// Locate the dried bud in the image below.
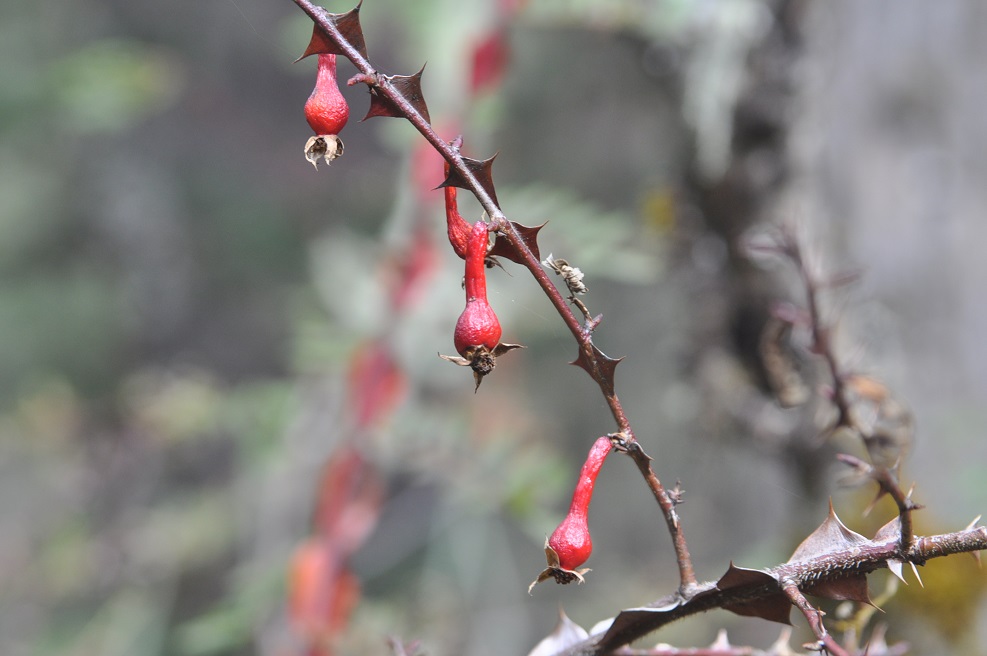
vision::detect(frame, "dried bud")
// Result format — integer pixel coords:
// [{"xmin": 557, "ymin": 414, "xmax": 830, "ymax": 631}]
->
[{"xmin": 543, "ymin": 253, "xmax": 588, "ymax": 295}]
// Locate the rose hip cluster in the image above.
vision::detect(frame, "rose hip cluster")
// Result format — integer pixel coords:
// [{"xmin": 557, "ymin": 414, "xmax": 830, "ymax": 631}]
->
[{"xmin": 438, "ymin": 168, "xmax": 522, "ymax": 390}]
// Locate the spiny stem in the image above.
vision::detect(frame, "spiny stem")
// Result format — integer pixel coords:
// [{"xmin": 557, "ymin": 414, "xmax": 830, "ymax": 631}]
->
[
  {"xmin": 782, "ymin": 228, "xmax": 917, "ymax": 551},
  {"xmin": 565, "ymin": 525, "xmax": 987, "ymax": 655},
  {"xmin": 780, "ymin": 582, "xmax": 848, "ymax": 656},
  {"xmin": 836, "ymin": 454, "xmax": 917, "ymax": 553},
  {"xmin": 780, "ymin": 227, "xmax": 852, "ymax": 429},
  {"xmin": 288, "ymin": 0, "xmax": 698, "ymax": 588},
  {"xmin": 615, "ymin": 436, "xmax": 697, "ymax": 591}
]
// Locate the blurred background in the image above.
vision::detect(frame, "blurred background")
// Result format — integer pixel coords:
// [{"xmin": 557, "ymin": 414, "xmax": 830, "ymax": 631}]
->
[{"xmin": 2, "ymin": 0, "xmax": 986, "ymax": 655}]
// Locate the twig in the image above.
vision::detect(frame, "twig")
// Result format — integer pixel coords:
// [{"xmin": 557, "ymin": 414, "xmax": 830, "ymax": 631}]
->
[
  {"xmin": 777, "ymin": 226, "xmax": 853, "ymax": 429},
  {"xmin": 776, "ymin": 228, "xmax": 919, "ymax": 553},
  {"xmin": 835, "ymin": 454, "xmax": 918, "ymax": 552},
  {"xmin": 612, "ymin": 434, "xmax": 697, "ymax": 593},
  {"xmin": 780, "ymin": 582, "xmax": 847, "ymax": 656}
]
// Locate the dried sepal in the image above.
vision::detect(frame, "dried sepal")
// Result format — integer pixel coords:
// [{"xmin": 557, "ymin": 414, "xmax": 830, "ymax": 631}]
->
[
  {"xmin": 489, "ymin": 220, "xmax": 546, "ymax": 265},
  {"xmin": 528, "ymin": 540, "xmax": 591, "ymax": 594},
  {"xmin": 363, "ymin": 66, "xmax": 431, "ymax": 123},
  {"xmin": 438, "ymin": 342, "xmax": 524, "ymax": 392},
  {"xmin": 295, "ymin": 2, "xmax": 368, "ymax": 62},
  {"xmin": 439, "ymin": 153, "xmax": 500, "ymax": 206},
  {"xmin": 304, "ymin": 134, "xmax": 344, "ymax": 169},
  {"xmin": 493, "ymin": 342, "xmax": 524, "ymax": 357}
]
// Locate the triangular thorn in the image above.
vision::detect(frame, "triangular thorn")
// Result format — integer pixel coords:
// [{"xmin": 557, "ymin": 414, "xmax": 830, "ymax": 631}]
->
[
  {"xmin": 571, "ymin": 345, "xmax": 623, "ymax": 396},
  {"xmin": 873, "ymin": 516, "xmax": 900, "ymax": 543},
  {"xmin": 295, "ymin": 2, "xmax": 368, "ymax": 62},
  {"xmin": 363, "ymin": 66, "xmax": 431, "ymax": 123},
  {"xmin": 965, "ymin": 514, "xmax": 982, "ymax": 531},
  {"xmin": 789, "ymin": 499, "xmax": 869, "ymax": 563},
  {"xmin": 439, "ymin": 153, "xmax": 500, "ymax": 206},
  {"xmin": 716, "ymin": 563, "xmax": 792, "ymax": 625},
  {"xmin": 489, "ymin": 221, "xmax": 546, "ymax": 265}
]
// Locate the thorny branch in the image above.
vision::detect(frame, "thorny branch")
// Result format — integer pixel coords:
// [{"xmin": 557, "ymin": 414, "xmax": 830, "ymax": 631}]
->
[
  {"xmin": 780, "ymin": 582, "xmax": 846, "ymax": 656},
  {"xmin": 773, "ymin": 227, "xmax": 919, "ymax": 553},
  {"xmin": 289, "ymin": 0, "xmax": 698, "ymax": 592},
  {"xmin": 560, "ymin": 524, "xmax": 987, "ymax": 655}
]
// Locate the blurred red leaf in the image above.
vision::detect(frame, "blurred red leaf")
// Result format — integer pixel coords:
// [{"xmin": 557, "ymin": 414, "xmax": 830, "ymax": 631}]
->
[
  {"xmin": 289, "ymin": 539, "xmax": 361, "ymax": 640},
  {"xmin": 470, "ymin": 28, "xmax": 509, "ymax": 96},
  {"xmin": 411, "ymin": 125, "xmax": 459, "ymax": 202},
  {"xmin": 346, "ymin": 341, "xmax": 407, "ymax": 429},
  {"xmin": 312, "ymin": 445, "xmax": 385, "ymax": 552},
  {"xmin": 388, "ymin": 221, "xmax": 437, "ymax": 314}
]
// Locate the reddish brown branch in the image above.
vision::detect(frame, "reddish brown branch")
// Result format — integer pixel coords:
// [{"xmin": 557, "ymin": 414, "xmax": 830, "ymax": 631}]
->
[
  {"xmin": 835, "ymin": 454, "xmax": 918, "ymax": 552},
  {"xmin": 561, "ymin": 525, "xmax": 987, "ymax": 655},
  {"xmin": 288, "ymin": 0, "xmax": 697, "ymax": 592},
  {"xmin": 776, "ymin": 228, "xmax": 918, "ymax": 552},
  {"xmin": 614, "ymin": 435, "xmax": 697, "ymax": 592},
  {"xmin": 780, "ymin": 582, "xmax": 847, "ymax": 656},
  {"xmin": 775, "ymin": 227, "xmax": 853, "ymax": 429}
]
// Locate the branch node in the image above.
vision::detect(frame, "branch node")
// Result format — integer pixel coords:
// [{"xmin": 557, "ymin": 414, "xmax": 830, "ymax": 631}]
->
[{"xmin": 347, "ymin": 72, "xmax": 377, "ymax": 87}]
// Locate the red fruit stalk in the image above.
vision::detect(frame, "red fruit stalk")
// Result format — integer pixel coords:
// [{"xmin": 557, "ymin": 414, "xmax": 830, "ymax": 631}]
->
[
  {"xmin": 454, "ymin": 221, "xmax": 500, "ymax": 355},
  {"xmin": 549, "ymin": 436, "xmax": 612, "ymax": 570},
  {"xmin": 304, "ymin": 53, "xmax": 350, "ymax": 168},
  {"xmin": 443, "ymin": 161, "xmax": 471, "ymax": 260}
]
